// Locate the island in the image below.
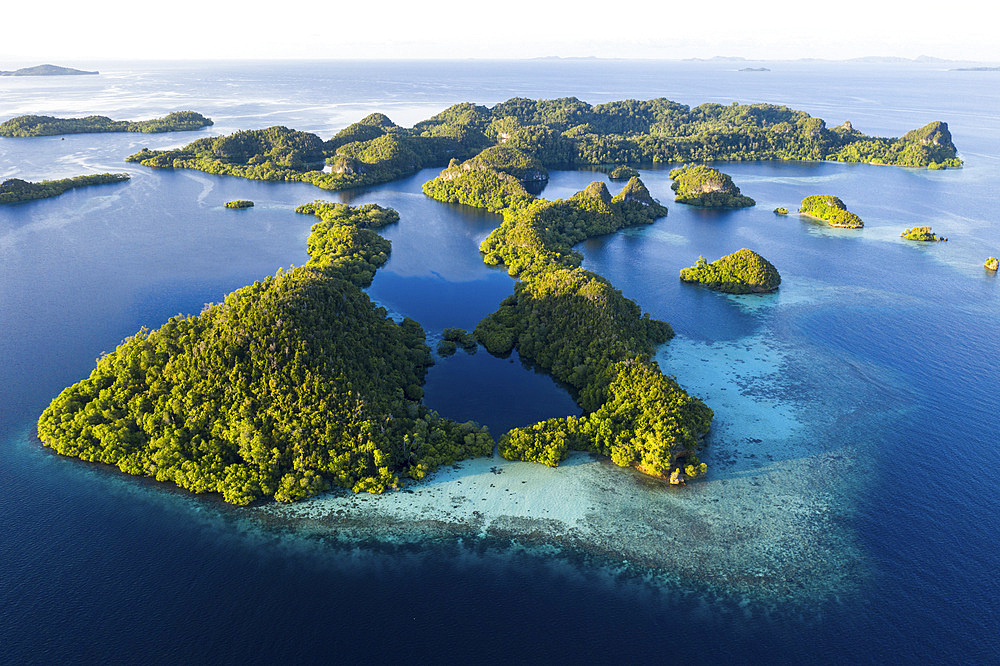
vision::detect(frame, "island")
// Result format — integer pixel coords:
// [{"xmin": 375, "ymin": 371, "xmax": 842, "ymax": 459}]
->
[
  {"xmin": 225, "ymin": 200, "xmax": 254, "ymax": 209},
  {"xmin": 799, "ymin": 195, "xmax": 865, "ymax": 228},
  {"xmin": 669, "ymin": 165, "xmax": 755, "ymax": 207},
  {"xmin": 124, "ymin": 97, "xmax": 962, "ymax": 195},
  {"xmin": 774, "ymin": 207, "xmax": 789, "ymax": 215},
  {"xmin": 440, "ymin": 328, "xmax": 478, "ymax": 356},
  {"xmin": 608, "ymin": 165, "xmax": 639, "ymax": 180},
  {"xmin": 901, "ymin": 226, "xmax": 947, "ymax": 241},
  {"xmin": 37, "ymin": 201, "xmax": 493, "ymax": 504},
  {"xmin": 0, "ymin": 64, "xmax": 97, "ymax": 76},
  {"xmin": 0, "ymin": 173, "xmax": 130, "ymax": 204},
  {"xmin": 739, "ymin": 67, "xmax": 771, "ymax": 72},
  {"xmin": 0, "ymin": 112, "xmax": 213, "ymax": 137},
  {"xmin": 951, "ymin": 67, "xmax": 1000, "ymax": 72},
  {"xmin": 679, "ymin": 248, "xmax": 782, "ymax": 294},
  {"xmin": 986, "ymin": 257, "xmax": 999, "ymax": 271}
]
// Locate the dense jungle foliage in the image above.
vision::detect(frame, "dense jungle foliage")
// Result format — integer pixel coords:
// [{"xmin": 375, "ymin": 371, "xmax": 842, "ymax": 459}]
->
[
  {"xmin": 679, "ymin": 248, "xmax": 782, "ymax": 294},
  {"xmin": 37, "ymin": 202, "xmax": 493, "ymax": 505},
  {"xmin": 124, "ymin": 98, "xmax": 960, "ymax": 193},
  {"xmin": 799, "ymin": 195, "xmax": 865, "ymax": 228},
  {"xmin": 0, "ymin": 172, "xmax": 130, "ymax": 204},
  {"xmin": 424, "ymin": 149, "xmax": 712, "ymax": 480},
  {"xmin": 225, "ymin": 200, "xmax": 254, "ymax": 209},
  {"xmin": 669, "ymin": 164, "xmax": 756, "ymax": 207},
  {"xmin": 0, "ymin": 111, "xmax": 212, "ymax": 137}
]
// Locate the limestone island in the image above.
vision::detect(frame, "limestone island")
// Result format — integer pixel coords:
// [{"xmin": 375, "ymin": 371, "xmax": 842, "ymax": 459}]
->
[
  {"xmin": 799, "ymin": 195, "xmax": 864, "ymax": 228},
  {"xmin": 669, "ymin": 165, "xmax": 755, "ymax": 208},
  {"xmin": 0, "ymin": 111, "xmax": 213, "ymax": 137},
  {"xmin": 901, "ymin": 226, "xmax": 946, "ymax": 241},
  {"xmin": 0, "ymin": 64, "xmax": 98, "ymax": 77},
  {"xmin": 608, "ymin": 165, "xmax": 639, "ymax": 180},
  {"xmin": 680, "ymin": 248, "xmax": 781, "ymax": 294},
  {"xmin": 774, "ymin": 207, "xmax": 789, "ymax": 215},
  {"xmin": 124, "ymin": 97, "xmax": 962, "ymax": 196},
  {"xmin": 0, "ymin": 173, "xmax": 129, "ymax": 204},
  {"xmin": 986, "ymin": 257, "xmax": 999, "ymax": 271},
  {"xmin": 225, "ymin": 200, "xmax": 254, "ymax": 209}
]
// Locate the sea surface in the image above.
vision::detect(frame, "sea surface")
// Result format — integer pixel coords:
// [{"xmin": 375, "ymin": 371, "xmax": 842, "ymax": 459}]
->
[{"xmin": 1, "ymin": 60, "xmax": 998, "ymax": 663}]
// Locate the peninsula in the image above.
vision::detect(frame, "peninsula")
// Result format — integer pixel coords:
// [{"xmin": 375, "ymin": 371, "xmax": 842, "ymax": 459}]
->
[
  {"xmin": 0, "ymin": 112, "xmax": 213, "ymax": 137},
  {"xmin": 0, "ymin": 173, "xmax": 130, "ymax": 204},
  {"xmin": 669, "ymin": 164, "xmax": 755, "ymax": 207},
  {"xmin": 799, "ymin": 195, "xmax": 865, "ymax": 228},
  {"xmin": 680, "ymin": 249, "xmax": 781, "ymax": 294},
  {"xmin": 0, "ymin": 64, "xmax": 97, "ymax": 76}
]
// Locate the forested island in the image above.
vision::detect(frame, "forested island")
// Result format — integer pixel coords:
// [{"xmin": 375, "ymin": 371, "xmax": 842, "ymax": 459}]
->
[
  {"xmin": 986, "ymin": 257, "xmax": 999, "ymax": 271},
  {"xmin": 125, "ymin": 97, "xmax": 961, "ymax": 194},
  {"xmin": 37, "ymin": 201, "xmax": 492, "ymax": 504},
  {"xmin": 225, "ymin": 200, "xmax": 254, "ymax": 209},
  {"xmin": 679, "ymin": 249, "xmax": 781, "ymax": 294},
  {"xmin": 901, "ymin": 226, "xmax": 946, "ymax": 241},
  {"xmin": 799, "ymin": 195, "xmax": 865, "ymax": 228},
  {"xmin": 0, "ymin": 64, "xmax": 97, "ymax": 76},
  {"xmin": 0, "ymin": 112, "xmax": 213, "ymax": 137},
  {"xmin": 0, "ymin": 173, "xmax": 129, "ymax": 204},
  {"xmin": 669, "ymin": 165, "xmax": 755, "ymax": 207}
]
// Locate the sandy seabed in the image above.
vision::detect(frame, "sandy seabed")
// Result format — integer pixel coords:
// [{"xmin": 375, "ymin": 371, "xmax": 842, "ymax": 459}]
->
[{"xmin": 254, "ymin": 331, "xmax": 869, "ymax": 609}]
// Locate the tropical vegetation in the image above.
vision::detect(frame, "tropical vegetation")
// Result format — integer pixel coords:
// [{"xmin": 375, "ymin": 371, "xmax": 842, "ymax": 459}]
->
[
  {"xmin": 799, "ymin": 195, "xmax": 865, "ymax": 228},
  {"xmin": 0, "ymin": 112, "xmax": 212, "ymax": 137},
  {"xmin": 37, "ymin": 202, "xmax": 493, "ymax": 505},
  {"xmin": 0, "ymin": 173, "xmax": 129, "ymax": 204},
  {"xmin": 679, "ymin": 249, "xmax": 781, "ymax": 294},
  {"xmin": 669, "ymin": 164, "xmax": 755, "ymax": 207},
  {"xmin": 901, "ymin": 226, "xmax": 946, "ymax": 241}
]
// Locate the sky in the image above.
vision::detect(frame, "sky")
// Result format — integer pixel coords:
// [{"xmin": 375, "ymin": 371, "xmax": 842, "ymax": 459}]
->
[{"xmin": 2, "ymin": 0, "xmax": 999, "ymax": 62}]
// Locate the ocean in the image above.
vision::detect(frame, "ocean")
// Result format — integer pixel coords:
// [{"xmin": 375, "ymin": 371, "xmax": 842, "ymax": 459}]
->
[{"xmin": 1, "ymin": 59, "xmax": 998, "ymax": 663}]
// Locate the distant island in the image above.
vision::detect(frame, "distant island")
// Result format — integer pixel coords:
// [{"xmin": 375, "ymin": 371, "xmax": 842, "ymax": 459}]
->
[
  {"xmin": 225, "ymin": 200, "xmax": 254, "ymax": 209},
  {"xmin": 125, "ymin": 97, "xmax": 962, "ymax": 195},
  {"xmin": 669, "ymin": 165, "xmax": 755, "ymax": 207},
  {"xmin": 680, "ymin": 248, "xmax": 781, "ymax": 294},
  {"xmin": 950, "ymin": 67, "xmax": 1000, "ymax": 72},
  {"xmin": 901, "ymin": 226, "xmax": 947, "ymax": 241},
  {"xmin": 0, "ymin": 64, "xmax": 97, "ymax": 77},
  {"xmin": 739, "ymin": 67, "xmax": 770, "ymax": 72},
  {"xmin": 0, "ymin": 173, "xmax": 129, "ymax": 204},
  {"xmin": 799, "ymin": 195, "xmax": 865, "ymax": 228},
  {"xmin": 0, "ymin": 111, "xmax": 213, "ymax": 137}
]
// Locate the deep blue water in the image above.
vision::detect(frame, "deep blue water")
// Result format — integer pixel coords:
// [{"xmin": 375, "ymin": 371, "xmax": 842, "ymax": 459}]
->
[{"xmin": 1, "ymin": 60, "xmax": 998, "ymax": 663}]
